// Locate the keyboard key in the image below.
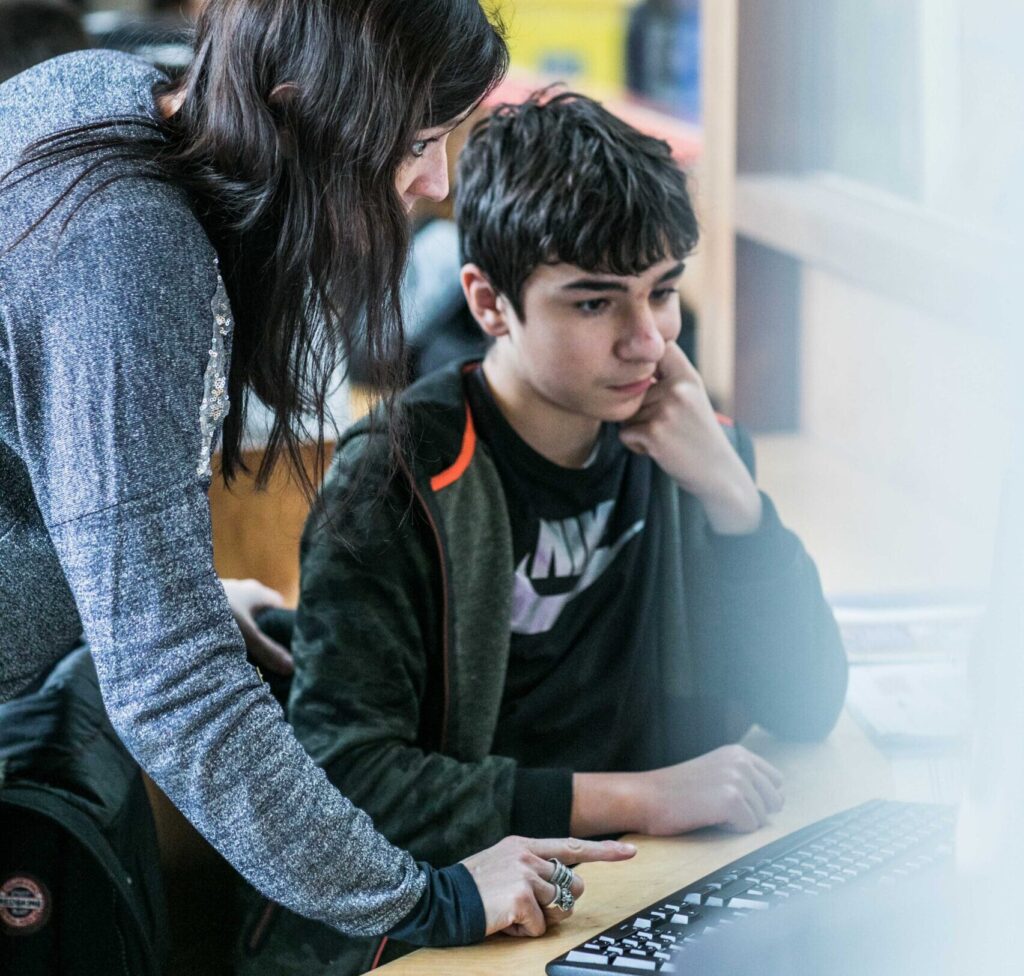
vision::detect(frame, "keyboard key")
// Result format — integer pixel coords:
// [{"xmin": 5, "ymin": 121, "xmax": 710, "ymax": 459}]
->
[
  {"xmin": 612, "ymin": 956, "xmax": 656, "ymax": 970},
  {"xmin": 728, "ymin": 896, "xmax": 770, "ymax": 910},
  {"xmin": 683, "ymin": 883, "xmax": 722, "ymax": 905},
  {"xmin": 670, "ymin": 909, "xmax": 701, "ymax": 925},
  {"xmin": 706, "ymin": 876, "xmax": 759, "ymax": 907},
  {"xmin": 566, "ymin": 950, "xmax": 609, "ymax": 966}
]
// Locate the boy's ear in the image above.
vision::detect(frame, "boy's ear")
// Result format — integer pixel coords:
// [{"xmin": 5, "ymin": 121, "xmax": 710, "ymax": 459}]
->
[{"xmin": 461, "ymin": 264, "xmax": 512, "ymax": 338}]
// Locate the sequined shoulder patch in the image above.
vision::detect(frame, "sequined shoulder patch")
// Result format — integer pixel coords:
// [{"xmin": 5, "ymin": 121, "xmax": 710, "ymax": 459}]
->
[{"xmin": 196, "ymin": 270, "xmax": 234, "ymax": 479}]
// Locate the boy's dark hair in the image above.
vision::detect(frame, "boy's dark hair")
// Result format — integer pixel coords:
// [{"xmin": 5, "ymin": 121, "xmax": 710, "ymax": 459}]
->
[{"xmin": 455, "ymin": 89, "xmax": 699, "ymax": 318}]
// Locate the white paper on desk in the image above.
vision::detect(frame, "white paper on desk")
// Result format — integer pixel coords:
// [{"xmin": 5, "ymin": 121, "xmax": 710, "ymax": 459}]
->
[
  {"xmin": 846, "ymin": 661, "xmax": 969, "ymax": 750},
  {"xmin": 833, "ymin": 601, "xmax": 982, "ymax": 665}
]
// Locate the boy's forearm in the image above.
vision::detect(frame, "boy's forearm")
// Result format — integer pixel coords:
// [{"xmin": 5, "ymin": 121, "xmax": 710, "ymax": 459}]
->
[
  {"xmin": 696, "ymin": 474, "xmax": 763, "ymax": 535},
  {"xmin": 570, "ymin": 771, "xmax": 648, "ymax": 836}
]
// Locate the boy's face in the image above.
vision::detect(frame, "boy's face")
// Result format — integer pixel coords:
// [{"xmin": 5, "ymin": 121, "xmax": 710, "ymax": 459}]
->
[{"xmin": 481, "ymin": 256, "xmax": 685, "ymax": 425}]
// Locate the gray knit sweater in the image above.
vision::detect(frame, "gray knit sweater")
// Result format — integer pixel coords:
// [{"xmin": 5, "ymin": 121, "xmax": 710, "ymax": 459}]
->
[{"xmin": 0, "ymin": 51, "xmax": 426, "ymax": 935}]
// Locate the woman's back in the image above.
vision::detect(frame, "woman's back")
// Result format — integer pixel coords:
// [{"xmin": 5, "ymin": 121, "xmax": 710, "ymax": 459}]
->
[
  {"xmin": 0, "ymin": 47, "xmax": 434, "ymax": 936},
  {"xmin": 0, "ymin": 50, "xmax": 220, "ymax": 703}
]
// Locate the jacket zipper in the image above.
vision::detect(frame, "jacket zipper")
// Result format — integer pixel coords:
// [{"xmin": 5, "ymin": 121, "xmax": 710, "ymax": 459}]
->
[
  {"xmin": 370, "ymin": 483, "xmax": 450, "ymax": 971},
  {"xmin": 409, "ymin": 480, "xmax": 452, "ymax": 752}
]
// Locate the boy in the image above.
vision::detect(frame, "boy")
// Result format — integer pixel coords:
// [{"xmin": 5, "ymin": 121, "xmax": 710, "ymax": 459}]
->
[{"xmin": 250, "ymin": 91, "xmax": 847, "ymax": 974}]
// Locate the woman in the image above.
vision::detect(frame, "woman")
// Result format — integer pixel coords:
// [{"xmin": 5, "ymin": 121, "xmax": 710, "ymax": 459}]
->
[{"xmin": 0, "ymin": 0, "xmax": 632, "ymax": 947}]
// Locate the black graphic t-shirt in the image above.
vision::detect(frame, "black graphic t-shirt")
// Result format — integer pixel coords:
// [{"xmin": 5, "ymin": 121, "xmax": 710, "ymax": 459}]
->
[{"xmin": 465, "ymin": 367, "xmax": 668, "ymax": 776}]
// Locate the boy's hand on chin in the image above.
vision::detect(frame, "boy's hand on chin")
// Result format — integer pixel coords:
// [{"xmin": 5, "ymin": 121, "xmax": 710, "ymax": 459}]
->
[{"xmin": 619, "ymin": 343, "xmax": 762, "ymax": 535}]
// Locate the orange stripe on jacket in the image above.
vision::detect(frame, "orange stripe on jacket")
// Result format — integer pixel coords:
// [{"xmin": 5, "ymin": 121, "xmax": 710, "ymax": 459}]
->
[
  {"xmin": 430, "ymin": 406, "xmax": 477, "ymax": 491},
  {"xmin": 370, "ymin": 936, "xmax": 388, "ymax": 970}
]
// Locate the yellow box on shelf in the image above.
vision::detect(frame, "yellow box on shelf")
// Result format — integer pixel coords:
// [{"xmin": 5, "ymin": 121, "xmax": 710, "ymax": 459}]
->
[{"xmin": 504, "ymin": 0, "xmax": 641, "ymax": 95}]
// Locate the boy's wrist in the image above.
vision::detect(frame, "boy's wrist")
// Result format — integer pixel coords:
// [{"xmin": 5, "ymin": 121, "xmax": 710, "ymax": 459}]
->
[
  {"xmin": 571, "ymin": 771, "xmax": 648, "ymax": 835},
  {"xmin": 687, "ymin": 462, "xmax": 762, "ymax": 535},
  {"xmin": 699, "ymin": 479, "xmax": 763, "ymax": 535}
]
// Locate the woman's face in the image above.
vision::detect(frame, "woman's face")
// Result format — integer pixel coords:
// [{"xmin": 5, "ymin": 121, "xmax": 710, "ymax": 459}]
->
[
  {"xmin": 394, "ymin": 129, "xmax": 451, "ymax": 210},
  {"xmin": 394, "ymin": 112, "xmax": 474, "ymax": 211}
]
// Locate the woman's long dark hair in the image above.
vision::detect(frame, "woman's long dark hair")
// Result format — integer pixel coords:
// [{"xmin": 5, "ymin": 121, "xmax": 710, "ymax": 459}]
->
[{"xmin": 2, "ymin": 0, "xmax": 508, "ymax": 495}]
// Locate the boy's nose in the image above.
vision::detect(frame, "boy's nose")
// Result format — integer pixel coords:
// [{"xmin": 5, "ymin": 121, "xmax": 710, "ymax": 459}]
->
[{"xmin": 620, "ymin": 308, "xmax": 666, "ymax": 360}]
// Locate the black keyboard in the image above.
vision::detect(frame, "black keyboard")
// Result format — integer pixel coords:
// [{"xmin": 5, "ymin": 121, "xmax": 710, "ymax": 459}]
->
[{"xmin": 546, "ymin": 799, "xmax": 956, "ymax": 975}]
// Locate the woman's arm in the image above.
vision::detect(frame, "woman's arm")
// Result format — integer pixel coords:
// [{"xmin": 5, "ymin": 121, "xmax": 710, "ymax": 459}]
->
[{"xmin": 6, "ymin": 181, "xmax": 427, "ymax": 934}]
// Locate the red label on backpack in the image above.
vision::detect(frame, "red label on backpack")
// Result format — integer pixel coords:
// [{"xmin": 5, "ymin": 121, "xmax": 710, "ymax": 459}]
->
[{"xmin": 0, "ymin": 874, "xmax": 51, "ymax": 935}]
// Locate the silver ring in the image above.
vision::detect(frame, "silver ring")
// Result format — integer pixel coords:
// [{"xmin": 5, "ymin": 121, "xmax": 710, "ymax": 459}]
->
[
  {"xmin": 544, "ymin": 882, "xmax": 575, "ymax": 912},
  {"xmin": 547, "ymin": 858, "xmax": 574, "ymax": 889}
]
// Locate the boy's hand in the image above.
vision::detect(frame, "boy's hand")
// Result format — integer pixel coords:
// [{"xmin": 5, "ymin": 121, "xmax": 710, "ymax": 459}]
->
[
  {"xmin": 222, "ymin": 577, "xmax": 294, "ymax": 676},
  {"xmin": 618, "ymin": 343, "xmax": 762, "ymax": 535},
  {"xmin": 637, "ymin": 745, "xmax": 785, "ymax": 835}
]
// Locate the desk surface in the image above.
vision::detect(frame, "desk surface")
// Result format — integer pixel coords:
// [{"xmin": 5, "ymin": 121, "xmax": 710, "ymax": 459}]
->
[{"xmin": 379, "ymin": 713, "xmax": 951, "ymax": 974}]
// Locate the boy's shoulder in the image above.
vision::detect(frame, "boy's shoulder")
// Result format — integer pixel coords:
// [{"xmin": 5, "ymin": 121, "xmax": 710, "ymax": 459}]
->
[{"xmin": 326, "ymin": 358, "xmax": 481, "ymax": 495}]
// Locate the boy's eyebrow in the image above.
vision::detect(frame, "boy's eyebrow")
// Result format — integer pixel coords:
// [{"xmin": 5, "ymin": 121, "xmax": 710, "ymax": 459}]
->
[
  {"xmin": 561, "ymin": 262, "xmax": 685, "ymax": 292},
  {"xmin": 656, "ymin": 262, "xmax": 686, "ymax": 284}
]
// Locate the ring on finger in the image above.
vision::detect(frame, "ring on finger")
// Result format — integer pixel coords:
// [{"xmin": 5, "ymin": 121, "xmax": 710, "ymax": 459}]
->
[
  {"xmin": 544, "ymin": 882, "xmax": 575, "ymax": 912},
  {"xmin": 547, "ymin": 858, "xmax": 574, "ymax": 889}
]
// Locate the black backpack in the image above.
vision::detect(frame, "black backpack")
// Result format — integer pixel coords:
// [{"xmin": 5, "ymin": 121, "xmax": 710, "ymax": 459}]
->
[{"xmin": 0, "ymin": 647, "xmax": 169, "ymax": 975}]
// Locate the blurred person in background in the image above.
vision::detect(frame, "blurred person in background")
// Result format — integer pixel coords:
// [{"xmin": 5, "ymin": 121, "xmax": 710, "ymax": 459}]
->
[{"xmin": 0, "ymin": 0, "xmax": 89, "ymax": 85}]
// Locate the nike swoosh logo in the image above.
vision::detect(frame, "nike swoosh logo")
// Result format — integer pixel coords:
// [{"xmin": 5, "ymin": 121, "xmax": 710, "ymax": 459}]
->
[{"xmin": 510, "ymin": 520, "xmax": 645, "ymax": 635}]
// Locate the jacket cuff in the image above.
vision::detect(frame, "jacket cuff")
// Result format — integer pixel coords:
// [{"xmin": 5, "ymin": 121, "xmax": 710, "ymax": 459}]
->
[
  {"xmin": 511, "ymin": 767, "xmax": 575, "ymax": 838},
  {"xmin": 387, "ymin": 862, "xmax": 485, "ymax": 947},
  {"xmin": 707, "ymin": 493, "xmax": 798, "ymax": 580}
]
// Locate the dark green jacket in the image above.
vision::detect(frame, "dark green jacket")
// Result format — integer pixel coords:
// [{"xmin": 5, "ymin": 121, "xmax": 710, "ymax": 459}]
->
[{"xmin": 239, "ymin": 360, "xmax": 847, "ymax": 974}]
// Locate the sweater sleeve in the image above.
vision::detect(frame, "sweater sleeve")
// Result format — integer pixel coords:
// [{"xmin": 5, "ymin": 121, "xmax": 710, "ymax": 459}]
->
[
  {"xmin": 388, "ymin": 863, "xmax": 485, "ymax": 946},
  {"xmin": 687, "ymin": 426, "xmax": 848, "ymax": 742},
  {"xmin": 3, "ymin": 185, "xmax": 432, "ymax": 936}
]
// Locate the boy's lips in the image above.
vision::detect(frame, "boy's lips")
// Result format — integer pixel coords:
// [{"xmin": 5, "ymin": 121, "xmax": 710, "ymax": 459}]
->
[{"xmin": 609, "ymin": 376, "xmax": 655, "ymax": 396}]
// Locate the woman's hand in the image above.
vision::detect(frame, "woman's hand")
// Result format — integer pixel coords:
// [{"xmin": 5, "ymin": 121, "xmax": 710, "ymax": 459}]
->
[
  {"xmin": 461, "ymin": 836, "xmax": 636, "ymax": 937},
  {"xmin": 221, "ymin": 577, "xmax": 294, "ymax": 675}
]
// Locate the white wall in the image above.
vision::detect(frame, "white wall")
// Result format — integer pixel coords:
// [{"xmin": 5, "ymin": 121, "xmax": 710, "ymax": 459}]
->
[{"xmin": 793, "ymin": 266, "xmax": 1013, "ymax": 592}]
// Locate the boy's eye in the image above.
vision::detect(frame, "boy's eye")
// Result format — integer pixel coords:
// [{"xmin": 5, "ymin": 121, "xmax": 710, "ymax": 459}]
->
[
  {"xmin": 410, "ymin": 140, "xmax": 429, "ymax": 158},
  {"xmin": 575, "ymin": 298, "xmax": 610, "ymax": 314},
  {"xmin": 651, "ymin": 288, "xmax": 677, "ymax": 304}
]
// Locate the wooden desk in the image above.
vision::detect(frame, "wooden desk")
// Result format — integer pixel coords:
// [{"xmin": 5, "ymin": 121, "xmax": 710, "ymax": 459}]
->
[{"xmin": 378, "ymin": 713, "xmax": 947, "ymax": 975}]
